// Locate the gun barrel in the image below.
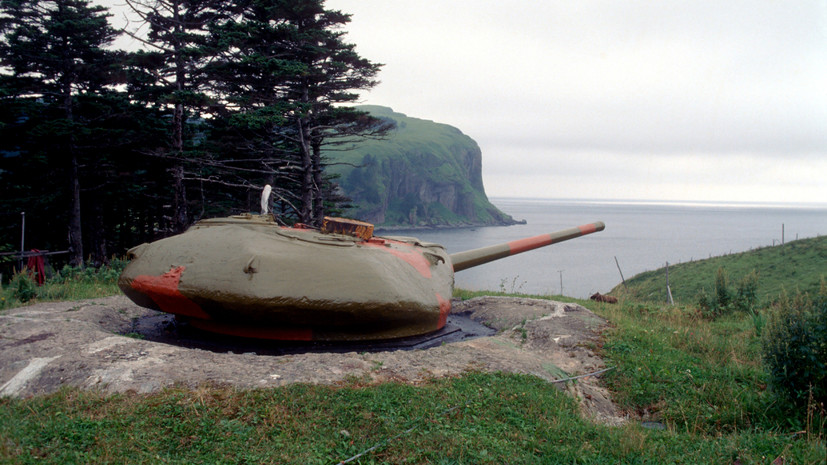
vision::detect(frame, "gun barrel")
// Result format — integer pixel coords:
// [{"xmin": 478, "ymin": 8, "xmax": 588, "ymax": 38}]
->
[{"xmin": 449, "ymin": 221, "xmax": 605, "ymax": 272}]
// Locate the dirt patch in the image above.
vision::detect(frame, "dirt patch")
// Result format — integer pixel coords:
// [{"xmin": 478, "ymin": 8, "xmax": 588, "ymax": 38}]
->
[{"xmin": 0, "ymin": 295, "xmax": 624, "ymax": 425}]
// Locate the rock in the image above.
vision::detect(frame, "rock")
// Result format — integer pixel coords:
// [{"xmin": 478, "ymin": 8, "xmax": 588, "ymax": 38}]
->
[{"xmin": 0, "ymin": 295, "xmax": 624, "ymax": 425}]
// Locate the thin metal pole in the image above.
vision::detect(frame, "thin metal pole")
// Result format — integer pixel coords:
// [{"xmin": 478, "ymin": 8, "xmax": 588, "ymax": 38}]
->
[{"xmin": 19, "ymin": 211, "xmax": 25, "ymax": 271}]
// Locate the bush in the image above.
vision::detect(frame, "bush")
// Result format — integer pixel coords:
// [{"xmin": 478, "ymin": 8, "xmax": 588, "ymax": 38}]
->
[
  {"xmin": 733, "ymin": 270, "xmax": 759, "ymax": 312},
  {"xmin": 762, "ymin": 282, "xmax": 827, "ymax": 410},
  {"xmin": 10, "ymin": 270, "xmax": 38, "ymax": 303},
  {"xmin": 697, "ymin": 268, "xmax": 760, "ymax": 318}
]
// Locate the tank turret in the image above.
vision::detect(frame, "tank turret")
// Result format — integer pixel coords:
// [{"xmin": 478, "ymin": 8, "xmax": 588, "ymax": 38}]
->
[{"xmin": 118, "ymin": 215, "xmax": 604, "ymax": 341}]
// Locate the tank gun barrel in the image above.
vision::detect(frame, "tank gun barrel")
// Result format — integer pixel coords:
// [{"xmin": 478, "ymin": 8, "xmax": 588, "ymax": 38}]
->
[{"xmin": 449, "ymin": 221, "xmax": 605, "ymax": 272}]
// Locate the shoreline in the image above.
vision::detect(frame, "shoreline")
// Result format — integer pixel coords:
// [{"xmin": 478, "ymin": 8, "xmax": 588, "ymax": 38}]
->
[{"xmin": 375, "ymin": 218, "xmax": 526, "ymax": 234}]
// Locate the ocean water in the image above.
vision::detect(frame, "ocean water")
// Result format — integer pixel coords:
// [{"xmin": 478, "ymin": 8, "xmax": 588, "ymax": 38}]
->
[{"xmin": 381, "ymin": 198, "xmax": 827, "ymax": 299}]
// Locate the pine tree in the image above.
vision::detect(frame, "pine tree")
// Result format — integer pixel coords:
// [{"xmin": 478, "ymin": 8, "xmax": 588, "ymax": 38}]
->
[
  {"xmin": 123, "ymin": 0, "xmax": 228, "ymax": 231},
  {"xmin": 207, "ymin": 0, "xmax": 391, "ymax": 225},
  {"xmin": 0, "ymin": 0, "xmax": 121, "ymax": 266}
]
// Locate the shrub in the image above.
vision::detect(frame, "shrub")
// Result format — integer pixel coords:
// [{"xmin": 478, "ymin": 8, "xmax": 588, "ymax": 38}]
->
[
  {"xmin": 10, "ymin": 270, "xmax": 38, "ymax": 303},
  {"xmin": 698, "ymin": 268, "xmax": 760, "ymax": 318},
  {"xmin": 714, "ymin": 266, "xmax": 731, "ymax": 309},
  {"xmin": 733, "ymin": 270, "xmax": 759, "ymax": 312},
  {"xmin": 762, "ymin": 282, "xmax": 827, "ymax": 410}
]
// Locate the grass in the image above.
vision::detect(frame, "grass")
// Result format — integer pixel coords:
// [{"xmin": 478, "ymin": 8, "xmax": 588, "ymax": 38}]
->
[
  {"xmin": 1, "ymin": 372, "xmax": 824, "ymax": 464},
  {"xmin": 614, "ymin": 235, "xmax": 826, "ymax": 304},
  {"xmin": 0, "ymin": 259, "xmax": 125, "ymax": 311},
  {"xmin": 594, "ymin": 301, "xmax": 788, "ymax": 432}
]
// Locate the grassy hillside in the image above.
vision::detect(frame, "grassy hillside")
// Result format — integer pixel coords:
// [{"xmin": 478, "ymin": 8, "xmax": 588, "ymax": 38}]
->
[
  {"xmin": 613, "ymin": 235, "xmax": 826, "ymax": 303},
  {"xmin": 325, "ymin": 106, "xmax": 517, "ymax": 227}
]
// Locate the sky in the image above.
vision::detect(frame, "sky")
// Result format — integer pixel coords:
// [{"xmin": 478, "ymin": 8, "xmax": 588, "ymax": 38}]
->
[
  {"xmin": 104, "ymin": 1, "xmax": 827, "ymax": 205},
  {"xmin": 322, "ymin": 0, "xmax": 827, "ymax": 204}
]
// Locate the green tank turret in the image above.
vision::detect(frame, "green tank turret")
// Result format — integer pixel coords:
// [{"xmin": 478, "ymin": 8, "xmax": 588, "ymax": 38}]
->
[{"xmin": 118, "ymin": 214, "xmax": 604, "ymax": 341}]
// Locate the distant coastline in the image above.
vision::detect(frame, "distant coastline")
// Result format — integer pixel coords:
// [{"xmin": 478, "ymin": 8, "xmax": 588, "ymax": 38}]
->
[
  {"xmin": 375, "ymin": 218, "xmax": 527, "ymax": 234},
  {"xmin": 488, "ymin": 197, "xmax": 827, "ymax": 210}
]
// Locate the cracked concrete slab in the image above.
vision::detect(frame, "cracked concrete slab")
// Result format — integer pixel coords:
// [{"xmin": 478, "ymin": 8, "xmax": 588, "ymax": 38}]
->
[{"xmin": 0, "ymin": 295, "xmax": 624, "ymax": 425}]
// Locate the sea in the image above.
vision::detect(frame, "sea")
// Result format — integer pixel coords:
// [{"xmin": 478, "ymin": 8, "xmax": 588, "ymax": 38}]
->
[{"xmin": 380, "ymin": 198, "xmax": 827, "ymax": 299}]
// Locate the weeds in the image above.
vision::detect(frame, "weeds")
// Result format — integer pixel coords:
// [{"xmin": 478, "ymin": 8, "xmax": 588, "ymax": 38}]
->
[
  {"xmin": 9, "ymin": 269, "xmax": 38, "ymax": 303},
  {"xmin": 597, "ymin": 299, "xmax": 822, "ymax": 436},
  {"xmin": 762, "ymin": 283, "xmax": 827, "ymax": 412},
  {"xmin": 697, "ymin": 268, "xmax": 760, "ymax": 318},
  {"xmin": 499, "ymin": 275, "xmax": 527, "ymax": 294},
  {"xmin": 0, "ymin": 258, "xmax": 126, "ymax": 310}
]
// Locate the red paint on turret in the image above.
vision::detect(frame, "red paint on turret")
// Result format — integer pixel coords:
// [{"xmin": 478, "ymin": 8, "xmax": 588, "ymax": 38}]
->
[
  {"xmin": 436, "ymin": 293, "xmax": 451, "ymax": 328},
  {"xmin": 131, "ymin": 266, "xmax": 211, "ymax": 319},
  {"xmin": 363, "ymin": 240, "xmax": 433, "ymax": 279}
]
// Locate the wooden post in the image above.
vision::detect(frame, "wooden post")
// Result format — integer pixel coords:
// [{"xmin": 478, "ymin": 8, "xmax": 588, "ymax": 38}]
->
[
  {"xmin": 666, "ymin": 261, "xmax": 674, "ymax": 305},
  {"xmin": 782, "ymin": 223, "xmax": 785, "ymax": 245},
  {"xmin": 614, "ymin": 256, "xmax": 626, "ymax": 287}
]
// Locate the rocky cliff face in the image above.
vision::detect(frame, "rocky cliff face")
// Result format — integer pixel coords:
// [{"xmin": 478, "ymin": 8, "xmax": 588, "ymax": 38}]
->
[{"xmin": 326, "ymin": 106, "xmax": 518, "ymax": 228}]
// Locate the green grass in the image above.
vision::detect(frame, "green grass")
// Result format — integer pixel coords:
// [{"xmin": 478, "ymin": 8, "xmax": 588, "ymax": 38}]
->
[
  {"xmin": 614, "ymin": 235, "xmax": 826, "ymax": 304},
  {"xmin": 1, "ymin": 372, "xmax": 824, "ymax": 464},
  {"xmin": 0, "ymin": 259, "xmax": 125, "ymax": 311},
  {"xmin": 595, "ymin": 302, "xmax": 776, "ymax": 431}
]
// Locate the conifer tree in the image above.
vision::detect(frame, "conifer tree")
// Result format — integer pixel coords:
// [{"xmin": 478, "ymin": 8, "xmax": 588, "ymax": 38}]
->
[
  {"xmin": 123, "ymin": 0, "xmax": 228, "ymax": 231},
  {"xmin": 208, "ymin": 0, "xmax": 391, "ymax": 225},
  {"xmin": 0, "ymin": 0, "xmax": 121, "ymax": 266}
]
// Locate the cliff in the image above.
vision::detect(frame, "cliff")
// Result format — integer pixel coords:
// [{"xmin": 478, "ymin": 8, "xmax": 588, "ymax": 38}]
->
[{"xmin": 325, "ymin": 106, "xmax": 519, "ymax": 228}]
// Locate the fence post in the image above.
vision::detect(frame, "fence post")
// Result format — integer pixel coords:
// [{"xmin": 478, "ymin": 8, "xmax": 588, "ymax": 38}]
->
[{"xmin": 614, "ymin": 256, "xmax": 626, "ymax": 287}]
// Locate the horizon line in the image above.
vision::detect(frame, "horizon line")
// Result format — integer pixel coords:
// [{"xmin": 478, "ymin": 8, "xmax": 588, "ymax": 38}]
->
[{"xmin": 486, "ymin": 196, "xmax": 827, "ymax": 209}]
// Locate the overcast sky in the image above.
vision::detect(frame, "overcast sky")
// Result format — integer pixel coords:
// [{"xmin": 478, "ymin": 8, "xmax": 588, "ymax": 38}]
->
[{"xmin": 322, "ymin": 0, "xmax": 826, "ymax": 204}]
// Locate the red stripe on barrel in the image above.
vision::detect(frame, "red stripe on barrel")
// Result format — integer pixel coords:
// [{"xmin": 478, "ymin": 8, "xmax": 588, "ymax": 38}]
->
[
  {"xmin": 508, "ymin": 235, "xmax": 553, "ymax": 255},
  {"xmin": 578, "ymin": 223, "xmax": 598, "ymax": 234}
]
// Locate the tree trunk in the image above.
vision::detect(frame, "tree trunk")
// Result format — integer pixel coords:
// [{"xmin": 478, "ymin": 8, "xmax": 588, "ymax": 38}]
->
[
  {"xmin": 311, "ymin": 141, "xmax": 324, "ymax": 224},
  {"xmin": 68, "ymin": 153, "xmax": 84, "ymax": 267},
  {"xmin": 171, "ymin": 161, "xmax": 187, "ymax": 232},
  {"xmin": 297, "ymin": 118, "xmax": 313, "ymax": 225},
  {"xmin": 63, "ymin": 73, "xmax": 83, "ymax": 267},
  {"xmin": 89, "ymin": 192, "xmax": 108, "ymax": 266},
  {"xmin": 171, "ymin": 0, "xmax": 188, "ymax": 232}
]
